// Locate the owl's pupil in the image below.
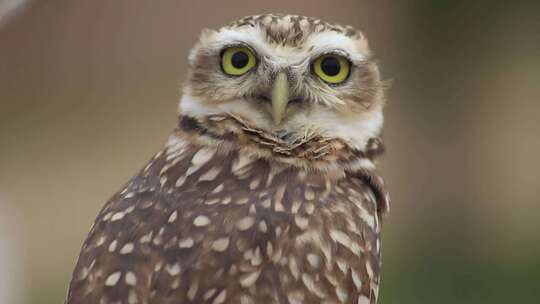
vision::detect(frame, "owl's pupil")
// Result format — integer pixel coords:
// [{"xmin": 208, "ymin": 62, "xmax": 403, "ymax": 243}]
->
[
  {"xmin": 231, "ymin": 51, "xmax": 249, "ymax": 69},
  {"xmin": 321, "ymin": 57, "xmax": 340, "ymax": 76}
]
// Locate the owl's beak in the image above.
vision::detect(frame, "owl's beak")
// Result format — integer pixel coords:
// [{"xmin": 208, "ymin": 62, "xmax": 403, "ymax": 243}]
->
[{"xmin": 271, "ymin": 72, "xmax": 289, "ymax": 125}]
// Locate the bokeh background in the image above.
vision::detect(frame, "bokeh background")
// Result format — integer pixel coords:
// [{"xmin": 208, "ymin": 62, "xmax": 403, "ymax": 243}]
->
[{"xmin": 1, "ymin": 1, "xmax": 539, "ymax": 303}]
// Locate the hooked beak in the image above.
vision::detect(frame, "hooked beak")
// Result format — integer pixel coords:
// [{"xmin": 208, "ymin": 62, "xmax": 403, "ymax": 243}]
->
[{"xmin": 271, "ymin": 72, "xmax": 289, "ymax": 125}]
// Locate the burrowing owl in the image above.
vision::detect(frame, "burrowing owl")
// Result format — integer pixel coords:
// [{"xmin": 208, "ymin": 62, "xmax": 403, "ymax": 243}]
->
[{"xmin": 66, "ymin": 14, "xmax": 390, "ymax": 304}]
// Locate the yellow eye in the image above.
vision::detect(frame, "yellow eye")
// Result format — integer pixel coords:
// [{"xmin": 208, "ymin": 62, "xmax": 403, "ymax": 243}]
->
[
  {"xmin": 221, "ymin": 46, "xmax": 257, "ymax": 76},
  {"xmin": 313, "ymin": 54, "xmax": 351, "ymax": 84}
]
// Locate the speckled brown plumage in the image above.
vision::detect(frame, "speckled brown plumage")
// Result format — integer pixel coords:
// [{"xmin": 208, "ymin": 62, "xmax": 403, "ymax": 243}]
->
[
  {"xmin": 66, "ymin": 14, "xmax": 390, "ymax": 304},
  {"xmin": 66, "ymin": 117, "xmax": 389, "ymax": 304}
]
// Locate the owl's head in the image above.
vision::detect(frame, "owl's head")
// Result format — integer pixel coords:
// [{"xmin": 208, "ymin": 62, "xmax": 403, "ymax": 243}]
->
[{"xmin": 179, "ymin": 14, "xmax": 385, "ymax": 167}]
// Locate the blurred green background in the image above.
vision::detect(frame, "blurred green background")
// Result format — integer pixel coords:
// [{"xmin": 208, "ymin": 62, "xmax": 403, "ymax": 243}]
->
[{"xmin": 1, "ymin": 1, "xmax": 539, "ymax": 303}]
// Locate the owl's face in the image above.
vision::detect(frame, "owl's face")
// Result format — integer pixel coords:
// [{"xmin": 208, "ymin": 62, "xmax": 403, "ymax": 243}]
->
[{"xmin": 180, "ymin": 15, "xmax": 385, "ymax": 151}]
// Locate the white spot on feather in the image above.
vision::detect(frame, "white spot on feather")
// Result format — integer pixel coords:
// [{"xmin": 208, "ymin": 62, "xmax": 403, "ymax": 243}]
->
[
  {"xmin": 307, "ymin": 253, "xmax": 320, "ymax": 268},
  {"xmin": 240, "ymin": 270, "xmax": 261, "ymax": 287},
  {"xmin": 287, "ymin": 291, "xmax": 304, "ymax": 304},
  {"xmin": 304, "ymin": 188, "xmax": 315, "ymax": 200},
  {"xmin": 175, "ymin": 175, "xmax": 187, "ymax": 187},
  {"xmin": 193, "ymin": 215, "xmax": 210, "ymax": 227},
  {"xmin": 212, "ymin": 184, "xmax": 224, "ymax": 194},
  {"xmin": 301, "ymin": 273, "xmax": 326, "ymax": 298},
  {"xmin": 120, "ymin": 242, "xmax": 134, "ymax": 255},
  {"xmin": 187, "ymin": 279, "xmax": 199, "ymax": 300},
  {"xmin": 352, "ymin": 269, "xmax": 363, "ymax": 289},
  {"xmin": 203, "ymin": 288, "xmax": 217, "ymax": 300},
  {"xmin": 168, "ymin": 210, "xmax": 178, "ymax": 223},
  {"xmin": 125, "ymin": 271, "xmax": 137, "ymax": 286},
  {"xmin": 232, "ymin": 154, "xmax": 255, "ymax": 176},
  {"xmin": 179, "ymin": 237, "xmax": 195, "ymax": 248},
  {"xmin": 258, "ymin": 220, "xmax": 268, "ymax": 233},
  {"xmin": 95, "ymin": 236, "xmax": 106, "ymax": 247},
  {"xmin": 108, "ymin": 240, "xmax": 118, "ymax": 252},
  {"xmin": 166, "ymin": 263, "xmax": 181, "ymax": 276},
  {"xmin": 236, "ymin": 216, "xmax": 255, "ymax": 231},
  {"xmin": 128, "ymin": 289, "xmax": 138, "ymax": 304},
  {"xmin": 105, "ymin": 271, "xmax": 121, "ymax": 286},
  {"xmin": 199, "ymin": 166, "xmax": 222, "ymax": 181},
  {"xmin": 139, "ymin": 231, "xmax": 153, "ymax": 243},
  {"xmin": 329, "ymin": 229, "xmax": 362, "ymax": 256},
  {"xmin": 366, "ymin": 260, "xmax": 374, "ymax": 278},
  {"xmin": 212, "ymin": 289, "xmax": 227, "ymax": 304},
  {"xmin": 192, "ymin": 147, "xmax": 216, "ymax": 166},
  {"xmin": 358, "ymin": 295, "xmax": 370, "ymax": 304},
  {"xmin": 336, "ymin": 287, "xmax": 348, "ymax": 302},
  {"xmin": 249, "ymin": 178, "xmax": 261, "ymax": 190},
  {"xmin": 288, "ymin": 257, "xmax": 300, "ymax": 280},
  {"xmin": 294, "ymin": 215, "xmax": 309, "ymax": 230},
  {"xmin": 111, "ymin": 212, "xmax": 125, "ymax": 221},
  {"xmin": 212, "ymin": 237, "xmax": 230, "ymax": 252}
]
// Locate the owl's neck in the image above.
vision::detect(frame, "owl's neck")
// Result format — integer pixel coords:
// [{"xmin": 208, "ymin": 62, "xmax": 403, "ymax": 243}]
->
[{"xmin": 169, "ymin": 114, "xmax": 384, "ymax": 174}]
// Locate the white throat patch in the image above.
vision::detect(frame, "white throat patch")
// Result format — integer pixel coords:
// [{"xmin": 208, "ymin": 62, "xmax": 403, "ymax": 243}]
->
[{"xmin": 178, "ymin": 94, "xmax": 382, "ymax": 151}]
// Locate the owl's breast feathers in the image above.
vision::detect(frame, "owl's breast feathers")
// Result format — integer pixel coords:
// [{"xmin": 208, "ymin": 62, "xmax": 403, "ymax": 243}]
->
[{"xmin": 66, "ymin": 114, "xmax": 390, "ymax": 304}]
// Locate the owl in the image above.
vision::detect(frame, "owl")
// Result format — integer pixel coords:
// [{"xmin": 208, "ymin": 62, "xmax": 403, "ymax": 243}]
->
[{"xmin": 66, "ymin": 14, "xmax": 390, "ymax": 304}]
